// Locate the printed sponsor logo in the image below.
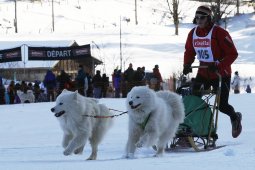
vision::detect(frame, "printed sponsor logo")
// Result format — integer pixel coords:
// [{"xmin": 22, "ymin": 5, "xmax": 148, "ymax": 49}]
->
[
  {"xmin": 31, "ymin": 51, "xmax": 44, "ymax": 57},
  {"xmin": 74, "ymin": 48, "xmax": 89, "ymax": 55},
  {"xmin": 5, "ymin": 52, "xmax": 19, "ymax": 58},
  {"xmin": 194, "ymin": 38, "xmax": 210, "ymax": 47}
]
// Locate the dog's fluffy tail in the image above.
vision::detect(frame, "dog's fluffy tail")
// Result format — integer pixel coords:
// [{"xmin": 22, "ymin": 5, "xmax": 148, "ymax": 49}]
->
[{"xmin": 156, "ymin": 91, "xmax": 185, "ymax": 124}]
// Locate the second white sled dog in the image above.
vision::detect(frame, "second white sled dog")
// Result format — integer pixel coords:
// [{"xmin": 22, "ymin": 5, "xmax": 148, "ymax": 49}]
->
[
  {"xmin": 125, "ymin": 86, "xmax": 185, "ymax": 158},
  {"xmin": 51, "ymin": 89, "xmax": 113, "ymax": 160}
]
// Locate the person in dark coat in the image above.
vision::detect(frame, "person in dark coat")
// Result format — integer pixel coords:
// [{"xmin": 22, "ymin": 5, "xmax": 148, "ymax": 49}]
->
[
  {"xmin": 92, "ymin": 70, "xmax": 102, "ymax": 98},
  {"xmin": 20, "ymin": 81, "xmax": 27, "ymax": 92},
  {"xmin": 133, "ymin": 67, "xmax": 145, "ymax": 86},
  {"xmin": 75, "ymin": 65, "xmax": 86, "ymax": 96},
  {"xmin": 86, "ymin": 73, "xmax": 93, "ymax": 97},
  {"xmin": 124, "ymin": 63, "xmax": 135, "ymax": 93},
  {"xmin": 37, "ymin": 89, "xmax": 48, "ymax": 102},
  {"xmin": 113, "ymin": 70, "xmax": 122, "ymax": 98},
  {"xmin": 33, "ymin": 81, "xmax": 41, "ymax": 103},
  {"xmin": 14, "ymin": 83, "xmax": 21, "ymax": 104},
  {"xmin": 246, "ymin": 84, "xmax": 251, "ymax": 93},
  {"xmin": 43, "ymin": 70, "xmax": 56, "ymax": 102},
  {"xmin": 150, "ymin": 65, "xmax": 163, "ymax": 91},
  {"xmin": 56, "ymin": 70, "xmax": 71, "ymax": 96},
  {"xmin": 0, "ymin": 77, "xmax": 5, "ymax": 105},
  {"xmin": 7, "ymin": 80, "xmax": 15, "ymax": 104},
  {"xmin": 101, "ymin": 73, "xmax": 109, "ymax": 98}
]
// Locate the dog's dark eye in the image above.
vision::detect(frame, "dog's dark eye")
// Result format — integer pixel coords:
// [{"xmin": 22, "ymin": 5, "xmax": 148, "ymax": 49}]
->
[
  {"xmin": 136, "ymin": 96, "xmax": 140, "ymax": 99},
  {"xmin": 59, "ymin": 102, "xmax": 63, "ymax": 105}
]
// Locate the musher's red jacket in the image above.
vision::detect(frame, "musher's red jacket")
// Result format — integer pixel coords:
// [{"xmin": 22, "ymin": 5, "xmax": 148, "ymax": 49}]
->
[{"xmin": 184, "ymin": 24, "xmax": 238, "ymax": 79}]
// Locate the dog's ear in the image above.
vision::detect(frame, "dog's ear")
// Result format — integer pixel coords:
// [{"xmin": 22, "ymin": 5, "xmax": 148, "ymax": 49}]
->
[
  {"xmin": 73, "ymin": 90, "xmax": 79, "ymax": 100},
  {"xmin": 62, "ymin": 89, "xmax": 68, "ymax": 93}
]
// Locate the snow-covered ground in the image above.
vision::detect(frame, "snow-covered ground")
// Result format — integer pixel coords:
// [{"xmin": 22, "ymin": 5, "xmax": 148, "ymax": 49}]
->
[{"xmin": 0, "ymin": 94, "xmax": 255, "ymax": 170}]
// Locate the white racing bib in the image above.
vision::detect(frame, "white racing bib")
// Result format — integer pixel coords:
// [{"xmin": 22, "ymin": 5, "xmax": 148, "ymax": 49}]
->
[{"xmin": 193, "ymin": 25, "xmax": 215, "ymax": 62}]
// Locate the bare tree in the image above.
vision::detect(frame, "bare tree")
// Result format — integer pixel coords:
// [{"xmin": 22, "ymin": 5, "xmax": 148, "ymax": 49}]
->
[
  {"xmin": 166, "ymin": 0, "xmax": 181, "ymax": 35},
  {"xmin": 247, "ymin": 1, "xmax": 255, "ymax": 13},
  {"xmin": 208, "ymin": 0, "xmax": 235, "ymax": 24},
  {"xmin": 236, "ymin": 0, "xmax": 240, "ymax": 15},
  {"xmin": 192, "ymin": 0, "xmax": 236, "ymax": 24}
]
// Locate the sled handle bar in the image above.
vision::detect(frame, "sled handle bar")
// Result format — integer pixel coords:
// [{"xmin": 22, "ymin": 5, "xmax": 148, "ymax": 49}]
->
[
  {"xmin": 190, "ymin": 66, "xmax": 208, "ymax": 69},
  {"xmin": 189, "ymin": 66, "xmax": 222, "ymax": 90}
]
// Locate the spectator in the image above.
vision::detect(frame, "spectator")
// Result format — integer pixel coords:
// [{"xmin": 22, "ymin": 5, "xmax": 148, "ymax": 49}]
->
[
  {"xmin": 124, "ymin": 63, "xmax": 135, "ymax": 93},
  {"xmin": 14, "ymin": 83, "xmax": 21, "ymax": 104},
  {"xmin": 84, "ymin": 74, "xmax": 89, "ymax": 97},
  {"xmin": 20, "ymin": 81, "xmax": 27, "ymax": 92},
  {"xmin": 86, "ymin": 73, "xmax": 93, "ymax": 97},
  {"xmin": 232, "ymin": 71, "xmax": 240, "ymax": 94},
  {"xmin": 0, "ymin": 77, "xmax": 5, "ymax": 105},
  {"xmin": 27, "ymin": 82, "xmax": 33, "ymax": 90},
  {"xmin": 112, "ymin": 69, "xmax": 118, "ymax": 90},
  {"xmin": 37, "ymin": 89, "xmax": 48, "ymax": 102},
  {"xmin": 17, "ymin": 86, "xmax": 35, "ymax": 103},
  {"xmin": 101, "ymin": 73, "xmax": 109, "ymax": 98},
  {"xmin": 56, "ymin": 70, "xmax": 71, "ymax": 96},
  {"xmin": 75, "ymin": 65, "xmax": 86, "ymax": 96},
  {"xmin": 43, "ymin": 70, "xmax": 56, "ymax": 102},
  {"xmin": 121, "ymin": 72, "xmax": 127, "ymax": 98},
  {"xmin": 133, "ymin": 67, "xmax": 144, "ymax": 86},
  {"xmin": 246, "ymin": 84, "xmax": 251, "ymax": 93},
  {"xmin": 7, "ymin": 80, "xmax": 15, "ymax": 104},
  {"xmin": 141, "ymin": 66, "xmax": 146, "ymax": 82},
  {"xmin": 150, "ymin": 65, "xmax": 163, "ymax": 91},
  {"xmin": 113, "ymin": 70, "xmax": 122, "ymax": 98},
  {"xmin": 33, "ymin": 81, "xmax": 41, "ymax": 102},
  {"xmin": 92, "ymin": 70, "xmax": 102, "ymax": 98}
]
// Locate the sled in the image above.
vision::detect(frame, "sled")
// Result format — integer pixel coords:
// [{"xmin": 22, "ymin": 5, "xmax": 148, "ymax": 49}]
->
[{"xmin": 167, "ymin": 66, "xmax": 222, "ymax": 152}]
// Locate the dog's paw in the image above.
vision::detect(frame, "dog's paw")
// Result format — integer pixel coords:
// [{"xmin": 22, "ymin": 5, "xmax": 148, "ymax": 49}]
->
[
  {"xmin": 74, "ymin": 147, "xmax": 84, "ymax": 155},
  {"xmin": 153, "ymin": 153, "xmax": 163, "ymax": 157},
  {"xmin": 135, "ymin": 141, "xmax": 143, "ymax": 148},
  {"xmin": 125, "ymin": 153, "xmax": 135, "ymax": 159},
  {"xmin": 63, "ymin": 149, "xmax": 72, "ymax": 156},
  {"xmin": 86, "ymin": 156, "xmax": 96, "ymax": 160}
]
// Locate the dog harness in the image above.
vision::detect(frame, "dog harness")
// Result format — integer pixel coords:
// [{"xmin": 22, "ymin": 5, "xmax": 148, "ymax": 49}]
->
[{"xmin": 139, "ymin": 114, "xmax": 151, "ymax": 130}]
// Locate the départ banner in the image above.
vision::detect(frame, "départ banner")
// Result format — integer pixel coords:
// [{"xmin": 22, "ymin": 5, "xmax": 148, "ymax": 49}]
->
[{"xmin": 28, "ymin": 44, "xmax": 91, "ymax": 60}]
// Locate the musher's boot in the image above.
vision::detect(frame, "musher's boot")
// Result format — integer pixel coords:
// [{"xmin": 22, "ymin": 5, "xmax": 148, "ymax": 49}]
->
[{"xmin": 231, "ymin": 112, "xmax": 242, "ymax": 138}]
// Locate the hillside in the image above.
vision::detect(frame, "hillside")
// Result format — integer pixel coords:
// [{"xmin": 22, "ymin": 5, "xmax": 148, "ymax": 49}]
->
[{"xmin": 0, "ymin": 0, "xmax": 254, "ymax": 79}]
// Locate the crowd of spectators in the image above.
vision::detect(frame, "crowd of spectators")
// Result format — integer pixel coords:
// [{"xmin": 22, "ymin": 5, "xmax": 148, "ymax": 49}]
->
[{"xmin": 0, "ymin": 63, "xmax": 164, "ymax": 105}]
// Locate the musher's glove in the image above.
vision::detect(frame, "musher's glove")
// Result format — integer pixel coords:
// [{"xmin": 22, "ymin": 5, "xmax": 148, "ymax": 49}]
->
[
  {"xmin": 183, "ymin": 64, "xmax": 192, "ymax": 75},
  {"xmin": 208, "ymin": 64, "xmax": 218, "ymax": 72}
]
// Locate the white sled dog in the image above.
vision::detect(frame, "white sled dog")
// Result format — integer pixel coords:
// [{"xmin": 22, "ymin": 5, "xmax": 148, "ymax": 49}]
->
[
  {"xmin": 125, "ymin": 86, "xmax": 185, "ymax": 158},
  {"xmin": 51, "ymin": 89, "xmax": 113, "ymax": 160}
]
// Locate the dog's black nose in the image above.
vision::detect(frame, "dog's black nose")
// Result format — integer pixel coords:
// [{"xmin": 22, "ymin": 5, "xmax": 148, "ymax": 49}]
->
[
  {"xmin": 129, "ymin": 101, "xmax": 133, "ymax": 106},
  {"xmin": 51, "ymin": 108, "xmax": 55, "ymax": 112}
]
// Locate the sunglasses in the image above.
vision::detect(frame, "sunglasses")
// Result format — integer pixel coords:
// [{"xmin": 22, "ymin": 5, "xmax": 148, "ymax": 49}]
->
[{"xmin": 195, "ymin": 15, "xmax": 208, "ymax": 20}]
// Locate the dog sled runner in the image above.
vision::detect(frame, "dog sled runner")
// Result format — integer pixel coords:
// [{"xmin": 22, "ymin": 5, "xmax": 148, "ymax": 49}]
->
[{"xmin": 167, "ymin": 66, "xmax": 222, "ymax": 152}]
